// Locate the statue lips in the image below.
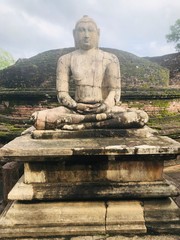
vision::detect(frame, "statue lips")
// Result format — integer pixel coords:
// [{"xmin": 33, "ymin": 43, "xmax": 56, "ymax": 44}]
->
[
  {"xmin": 82, "ymin": 38, "xmax": 91, "ymax": 48},
  {"xmin": 84, "ymin": 40, "xmax": 90, "ymax": 44}
]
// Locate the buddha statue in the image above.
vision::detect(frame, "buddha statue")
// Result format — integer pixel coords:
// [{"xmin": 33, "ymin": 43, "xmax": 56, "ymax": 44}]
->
[{"xmin": 31, "ymin": 16, "xmax": 148, "ymax": 130}]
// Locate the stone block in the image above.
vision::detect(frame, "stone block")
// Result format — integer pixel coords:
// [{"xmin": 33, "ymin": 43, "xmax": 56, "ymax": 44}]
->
[
  {"xmin": 2, "ymin": 162, "xmax": 21, "ymax": 205},
  {"xmin": 106, "ymin": 201, "xmax": 146, "ymax": 234},
  {"xmin": 144, "ymin": 198, "xmax": 180, "ymax": 234},
  {"xmin": 0, "ymin": 201, "xmax": 106, "ymax": 238},
  {"xmin": 24, "ymin": 159, "xmax": 163, "ymax": 183}
]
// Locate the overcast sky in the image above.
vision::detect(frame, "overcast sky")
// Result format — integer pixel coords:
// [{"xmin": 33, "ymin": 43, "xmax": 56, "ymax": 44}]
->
[{"xmin": 0, "ymin": 0, "xmax": 180, "ymax": 60}]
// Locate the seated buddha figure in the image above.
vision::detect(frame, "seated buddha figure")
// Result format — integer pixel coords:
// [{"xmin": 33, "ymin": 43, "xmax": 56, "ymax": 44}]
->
[{"xmin": 31, "ymin": 15, "xmax": 148, "ymax": 130}]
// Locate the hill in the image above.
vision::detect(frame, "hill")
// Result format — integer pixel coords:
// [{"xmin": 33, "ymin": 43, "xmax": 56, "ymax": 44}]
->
[
  {"xmin": 146, "ymin": 52, "xmax": 180, "ymax": 87},
  {"xmin": 0, "ymin": 48, "xmax": 169, "ymax": 90}
]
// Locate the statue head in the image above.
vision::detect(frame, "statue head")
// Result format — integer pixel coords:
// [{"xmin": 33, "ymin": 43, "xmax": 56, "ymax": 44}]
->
[{"xmin": 73, "ymin": 15, "xmax": 100, "ymax": 50}]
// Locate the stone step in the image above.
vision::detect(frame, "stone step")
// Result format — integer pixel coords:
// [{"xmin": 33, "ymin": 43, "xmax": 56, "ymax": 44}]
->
[
  {"xmin": 0, "ymin": 200, "xmax": 146, "ymax": 238},
  {"xmin": 0, "ymin": 198, "xmax": 179, "ymax": 238}
]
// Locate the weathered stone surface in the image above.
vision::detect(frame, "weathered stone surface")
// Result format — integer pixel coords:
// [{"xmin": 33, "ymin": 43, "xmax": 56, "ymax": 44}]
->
[
  {"xmin": 3, "ymin": 235, "xmax": 180, "ymax": 240},
  {"xmin": 144, "ymin": 198, "xmax": 180, "ymax": 234},
  {"xmin": 0, "ymin": 134, "xmax": 179, "ymax": 160},
  {"xmin": 8, "ymin": 176, "xmax": 178, "ymax": 201},
  {"xmin": 0, "ymin": 200, "xmax": 146, "ymax": 238},
  {"xmin": 0, "ymin": 201, "xmax": 106, "ymax": 238},
  {"xmin": 23, "ymin": 159, "xmax": 163, "ymax": 183},
  {"xmin": 106, "ymin": 201, "xmax": 146, "ymax": 234},
  {"xmin": 2, "ymin": 162, "xmax": 21, "ymax": 205},
  {"xmin": 32, "ymin": 126, "xmax": 157, "ymax": 139},
  {"xmin": 71, "ymin": 235, "xmax": 180, "ymax": 240},
  {"xmin": 1, "ymin": 198, "xmax": 179, "ymax": 238}
]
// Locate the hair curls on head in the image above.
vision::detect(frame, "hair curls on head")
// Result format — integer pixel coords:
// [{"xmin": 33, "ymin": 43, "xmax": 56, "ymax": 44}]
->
[{"xmin": 74, "ymin": 15, "xmax": 98, "ymax": 30}]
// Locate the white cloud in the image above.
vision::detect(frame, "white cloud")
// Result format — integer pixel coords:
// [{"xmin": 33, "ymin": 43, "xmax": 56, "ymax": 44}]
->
[
  {"xmin": 149, "ymin": 41, "xmax": 175, "ymax": 56},
  {"xmin": 0, "ymin": 2, "xmax": 13, "ymax": 14},
  {"xmin": 0, "ymin": 0, "xmax": 179, "ymax": 59},
  {"xmin": 21, "ymin": 12, "xmax": 65, "ymax": 40}
]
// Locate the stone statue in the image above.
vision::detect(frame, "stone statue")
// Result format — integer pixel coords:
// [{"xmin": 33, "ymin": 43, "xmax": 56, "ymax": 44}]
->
[{"xmin": 31, "ymin": 15, "xmax": 148, "ymax": 130}]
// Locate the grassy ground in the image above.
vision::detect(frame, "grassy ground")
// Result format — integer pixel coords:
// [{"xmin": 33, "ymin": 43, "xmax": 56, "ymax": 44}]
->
[{"xmin": 147, "ymin": 114, "xmax": 180, "ymax": 141}]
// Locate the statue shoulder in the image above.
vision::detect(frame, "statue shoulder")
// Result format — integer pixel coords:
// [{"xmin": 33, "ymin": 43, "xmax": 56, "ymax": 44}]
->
[
  {"xmin": 57, "ymin": 52, "xmax": 73, "ymax": 65},
  {"xmin": 99, "ymin": 49, "xmax": 119, "ymax": 64}
]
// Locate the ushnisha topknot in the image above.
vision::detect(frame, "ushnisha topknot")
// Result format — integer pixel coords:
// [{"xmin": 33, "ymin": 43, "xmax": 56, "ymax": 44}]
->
[{"xmin": 74, "ymin": 15, "xmax": 98, "ymax": 30}]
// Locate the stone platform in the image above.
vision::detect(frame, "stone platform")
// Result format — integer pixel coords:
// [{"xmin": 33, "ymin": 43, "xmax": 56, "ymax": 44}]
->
[
  {"xmin": 0, "ymin": 129, "xmax": 179, "ymax": 201},
  {"xmin": 0, "ymin": 128, "xmax": 179, "ymax": 160},
  {"xmin": 0, "ymin": 127, "xmax": 180, "ymax": 237}
]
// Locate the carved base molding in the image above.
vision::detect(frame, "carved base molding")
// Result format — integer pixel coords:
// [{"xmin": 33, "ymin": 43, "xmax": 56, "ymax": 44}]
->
[{"xmin": 8, "ymin": 176, "xmax": 178, "ymax": 201}]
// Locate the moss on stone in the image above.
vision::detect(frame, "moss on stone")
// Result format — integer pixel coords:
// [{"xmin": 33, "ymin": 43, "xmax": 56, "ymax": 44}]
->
[{"xmin": 0, "ymin": 123, "xmax": 27, "ymax": 144}]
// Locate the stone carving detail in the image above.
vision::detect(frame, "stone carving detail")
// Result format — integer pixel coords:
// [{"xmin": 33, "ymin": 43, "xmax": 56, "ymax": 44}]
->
[{"xmin": 31, "ymin": 16, "xmax": 148, "ymax": 130}]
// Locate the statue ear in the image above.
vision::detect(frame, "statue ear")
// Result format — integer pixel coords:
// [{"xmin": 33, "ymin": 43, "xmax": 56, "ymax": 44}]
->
[
  {"xmin": 73, "ymin": 29, "xmax": 78, "ymax": 49},
  {"xmin": 96, "ymin": 28, "xmax": 100, "ymax": 48},
  {"xmin": 73, "ymin": 29, "xmax": 75, "ymax": 39},
  {"xmin": 97, "ymin": 28, "xmax": 100, "ymax": 37}
]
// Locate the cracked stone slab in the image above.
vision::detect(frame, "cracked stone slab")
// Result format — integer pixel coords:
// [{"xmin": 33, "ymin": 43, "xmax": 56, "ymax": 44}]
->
[
  {"xmin": 1, "ymin": 199, "xmax": 179, "ymax": 238},
  {"xmin": 0, "ymin": 200, "xmax": 146, "ymax": 239}
]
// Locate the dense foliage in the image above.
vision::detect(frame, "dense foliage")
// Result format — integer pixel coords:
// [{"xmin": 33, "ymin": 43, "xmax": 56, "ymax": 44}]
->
[
  {"xmin": 0, "ymin": 48, "xmax": 15, "ymax": 70},
  {"xmin": 166, "ymin": 19, "xmax": 180, "ymax": 52}
]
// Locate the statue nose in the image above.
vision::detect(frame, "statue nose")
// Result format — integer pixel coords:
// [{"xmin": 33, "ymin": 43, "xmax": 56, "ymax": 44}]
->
[{"xmin": 84, "ymin": 29, "xmax": 90, "ymax": 37}]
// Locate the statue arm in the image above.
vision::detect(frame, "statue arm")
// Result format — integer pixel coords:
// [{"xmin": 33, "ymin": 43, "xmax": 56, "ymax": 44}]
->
[
  {"xmin": 56, "ymin": 55, "xmax": 77, "ymax": 109},
  {"xmin": 104, "ymin": 56, "xmax": 121, "ymax": 109}
]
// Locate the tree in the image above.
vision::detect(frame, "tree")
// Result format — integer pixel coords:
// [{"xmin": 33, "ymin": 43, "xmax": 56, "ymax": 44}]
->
[
  {"xmin": 166, "ymin": 19, "xmax": 180, "ymax": 52},
  {"xmin": 0, "ymin": 48, "xmax": 15, "ymax": 70}
]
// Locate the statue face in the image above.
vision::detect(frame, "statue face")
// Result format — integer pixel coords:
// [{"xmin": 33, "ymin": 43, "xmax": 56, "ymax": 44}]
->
[{"xmin": 74, "ymin": 22, "xmax": 99, "ymax": 50}]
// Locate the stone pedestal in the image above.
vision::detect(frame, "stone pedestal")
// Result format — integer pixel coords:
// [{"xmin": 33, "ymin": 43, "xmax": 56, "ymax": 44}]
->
[{"xmin": 0, "ymin": 128, "xmax": 179, "ymax": 238}]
